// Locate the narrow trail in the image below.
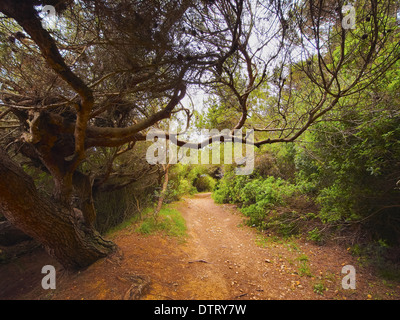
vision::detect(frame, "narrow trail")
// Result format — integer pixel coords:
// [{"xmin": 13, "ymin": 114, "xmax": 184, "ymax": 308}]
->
[
  {"xmin": 174, "ymin": 192, "xmax": 289, "ymax": 299},
  {"xmin": 1, "ymin": 193, "xmax": 399, "ymax": 300},
  {"xmin": 173, "ymin": 192, "xmax": 271, "ymax": 299}
]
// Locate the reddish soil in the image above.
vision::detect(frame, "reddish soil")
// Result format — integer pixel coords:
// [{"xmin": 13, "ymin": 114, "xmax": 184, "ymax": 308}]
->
[{"xmin": 1, "ymin": 193, "xmax": 400, "ymax": 300}]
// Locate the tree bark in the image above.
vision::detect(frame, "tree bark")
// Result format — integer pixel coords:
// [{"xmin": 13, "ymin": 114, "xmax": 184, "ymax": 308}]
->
[
  {"xmin": 0, "ymin": 148, "xmax": 115, "ymax": 270},
  {"xmin": 72, "ymin": 171, "xmax": 97, "ymax": 228},
  {"xmin": 154, "ymin": 164, "xmax": 170, "ymax": 217}
]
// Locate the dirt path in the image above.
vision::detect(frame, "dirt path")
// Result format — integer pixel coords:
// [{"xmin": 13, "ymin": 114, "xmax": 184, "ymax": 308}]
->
[
  {"xmin": 174, "ymin": 192, "xmax": 293, "ymax": 299},
  {"xmin": 1, "ymin": 193, "xmax": 400, "ymax": 300}
]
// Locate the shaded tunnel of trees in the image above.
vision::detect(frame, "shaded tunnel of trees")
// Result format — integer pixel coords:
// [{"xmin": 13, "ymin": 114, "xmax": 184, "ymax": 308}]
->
[{"xmin": 0, "ymin": 0, "xmax": 399, "ymax": 271}]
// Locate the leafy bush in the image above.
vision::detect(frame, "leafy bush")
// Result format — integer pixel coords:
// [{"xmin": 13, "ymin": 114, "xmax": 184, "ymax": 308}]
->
[
  {"xmin": 212, "ymin": 170, "xmax": 250, "ymax": 204},
  {"xmin": 165, "ymin": 179, "xmax": 197, "ymax": 202},
  {"xmin": 254, "ymin": 143, "xmax": 297, "ymax": 180},
  {"xmin": 239, "ymin": 177, "xmax": 299, "ymax": 230},
  {"xmin": 177, "ymin": 178, "xmax": 198, "ymax": 195},
  {"xmin": 213, "ymin": 171, "xmax": 307, "ymax": 236},
  {"xmin": 307, "ymin": 227, "xmax": 323, "ymax": 244},
  {"xmin": 192, "ymin": 174, "xmax": 216, "ymax": 192},
  {"xmin": 295, "ymin": 113, "xmax": 400, "ymax": 241}
]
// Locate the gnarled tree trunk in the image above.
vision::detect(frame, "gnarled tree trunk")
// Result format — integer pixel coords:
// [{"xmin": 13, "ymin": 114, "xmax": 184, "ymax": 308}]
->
[
  {"xmin": 0, "ymin": 148, "xmax": 115, "ymax": 270},
  {"xmin": 72, "ymin": 171, "xmax": 97, "ymax": 228}
]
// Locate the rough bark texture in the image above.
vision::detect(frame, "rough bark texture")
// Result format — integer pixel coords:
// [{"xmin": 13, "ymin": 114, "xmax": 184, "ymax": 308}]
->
[
  {"xmin": 72, "ymin": 171, "xmax": 97, "ymax": 228},
  {"xmin": 0, "ymin": 148, "xmax": 115, "ymax": 270}
]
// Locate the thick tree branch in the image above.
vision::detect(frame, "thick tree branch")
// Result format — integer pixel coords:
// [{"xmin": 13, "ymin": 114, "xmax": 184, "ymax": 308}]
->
[{"xmin": 0, "ymin": 0, "xmax": 93, "ymax": 170}]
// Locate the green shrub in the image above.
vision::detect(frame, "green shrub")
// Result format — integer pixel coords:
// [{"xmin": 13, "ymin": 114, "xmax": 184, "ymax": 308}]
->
[
  {"xmin": 178, "ymin": 178, "xmax": 197, "ymax": 195},
  {"xmin": 295, "ymin": 112, "xmax": 400, "ymax": 242},
  {"xmin": 213, "ymin": 172, "xmax": 303, "ymax": 235},
  {"xmin": 193, "ymin": 174, "xmax": 216, "ymax": 192},
  {"xmin": 212, "ymin": 171, "xmax": 250, "ymax": 204},
  {"xmin": 166, "ymin": 178, "xmax": 197, "ymax": 201},
  {"xmin": 307, "ymin": 227, "xmax": 323, "ymax": 244},
  {"xmin": 239, "ymin": 176, "xmax": 299, "ymax": 231}
]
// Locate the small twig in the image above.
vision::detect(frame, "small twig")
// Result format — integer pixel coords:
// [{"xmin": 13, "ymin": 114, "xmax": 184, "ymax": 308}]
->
[
  {"xmin": 188, "ymin": 259, "xmax": 210, "ymax": 264},
  {"xmin": 232, "ymin": 293, "xmax": 248, "ymax": 299}
]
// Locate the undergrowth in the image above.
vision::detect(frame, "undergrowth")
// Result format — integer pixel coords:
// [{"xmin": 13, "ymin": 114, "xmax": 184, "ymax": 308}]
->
[
  {"xmin": 213, "ymin": 171, "xmax": 323, "ymax": 241},
  {"xmin": 136, "ymin": 207, "xmax": 187, "ymax": 239},
  {"xmin": 105, "ymin": 205, "xmax": 187, "ymax": 241}
]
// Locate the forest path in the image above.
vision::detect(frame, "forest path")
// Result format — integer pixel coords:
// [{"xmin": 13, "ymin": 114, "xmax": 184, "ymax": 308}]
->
[
  {"xmin": 2, "ymin": 193, "xmax": 399, "ymax": 300},
  {"xmin": 171, "ymin": 192, "xmax": 287, "ymax": 299}
]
